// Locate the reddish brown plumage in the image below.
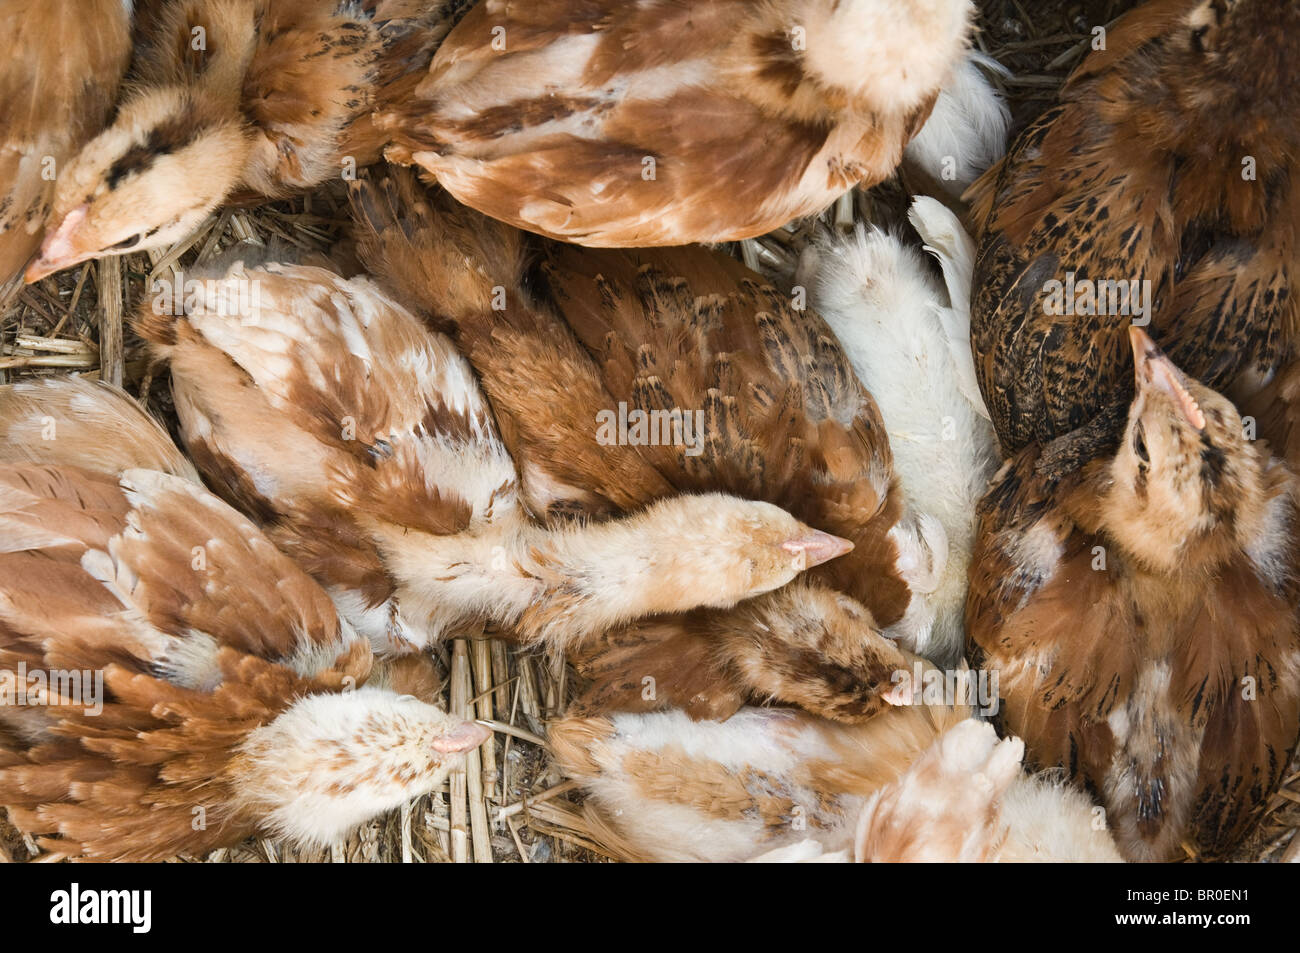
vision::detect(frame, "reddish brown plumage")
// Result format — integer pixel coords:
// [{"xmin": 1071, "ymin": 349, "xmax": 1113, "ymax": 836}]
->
[
  {"xmin": 383, "ymin": 0, "xmax": 971, "ymax": 246},
  {"xmin": 24, "ymin": 0, "xmax": 466, "ymax": 280},
  {"xmin": 350, "ymin": 170, "xmax": 918, "ymax": 722},
  {"xmin": 530, "ymin": 242, "xmax": 909, "ymax": 618},
  {"xmin": 139, "ymin": 242, "xmax": 848, "ymax": 660},
  {"xmin": 1241, "ymin": 358, "xmax": 1300, "ymax": 476},
  {"xmin": 0, "ymin": 464, "xmax": 369, "ymax": 861},
  {"xmin": 0, "ymin": 377, "xmax": 200, "ymax": 480},
  {"xmin": 966, "ymin": 334, "xmax": 1300, "ymax": 860}
]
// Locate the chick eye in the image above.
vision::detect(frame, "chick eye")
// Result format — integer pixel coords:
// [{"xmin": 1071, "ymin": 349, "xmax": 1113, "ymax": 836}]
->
[
  {"xmin": 1133, "ymin": 424, "xmax": 1150, "ymax": 464},
  {"xmin": 1191, "ymin": 25, "xmax": 1210, "ymax": 52}
]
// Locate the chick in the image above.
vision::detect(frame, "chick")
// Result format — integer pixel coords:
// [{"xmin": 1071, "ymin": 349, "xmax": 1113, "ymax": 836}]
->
[
  {"xmin": 22, "ymin": 0, "xmax": 467, "ymax": 281},
  {"xmin": 967, "ymin": 327, "xmax": 1300, "ymax": 861},
  {"xmin": 811, "ymin": 198, "xmax": 998, "ymax": 665},
  {"xmin": 0, "ymin": 0, "xmax": 131, "ymax": 299},
  {"xmin": 349, "ymin": 170, "xmax": 935, "ymax": 723},
  {"xmin": 552, "ymin": 706, "xmax": 1122, "ymax": 863},
  {"xmin": 0, "ymin": 462, "xmax": 489, "ymax": 861},
  {"xmin": 382, "ymin": 0, "xmax": 974, "ymax": 246},
  {"xmin": 967, "ymin": 0, "xmax": 1300, "ymax": 475},
  {"xmin": 136, "ymin": 251, "xmax": 848, "ymax": 658}
]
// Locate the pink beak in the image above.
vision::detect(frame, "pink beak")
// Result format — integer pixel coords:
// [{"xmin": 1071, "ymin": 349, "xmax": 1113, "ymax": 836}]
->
[
  {"xmin": 1128, "ymin": 326, "xmax": 1206, "ymax": 430},
  {"xmin": 24, "ymin": 205, "xmax": 91, "ymax": 283},
  {"xmin": 432, "ymin": 720, "xmax": 492, "ymax": 754},
  {"xmin": 782, "ymin": 529, "xmax": 855, "ymax": 569}
]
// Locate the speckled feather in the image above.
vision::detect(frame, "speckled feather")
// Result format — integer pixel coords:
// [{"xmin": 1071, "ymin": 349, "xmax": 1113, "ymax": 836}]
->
[
  {"xmin": 967, "ymin": 417, "xmax": 1300, "ymax": 860},
  {"xmin": 967, "ymin": 0, "xmax": 1300, "ymax": 472}
]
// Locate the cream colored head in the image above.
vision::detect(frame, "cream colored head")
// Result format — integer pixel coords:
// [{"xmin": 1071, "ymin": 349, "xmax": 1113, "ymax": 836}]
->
[
  {"xmin": 628, "ymin": 493, "xmax": 854, "ymax": 612},
  {"xmin": 232, "ymin": 687, "xmax": 490, "ymax": 847},
  {"xmin": 1102, "ymin": 327, "xmax": 1265, "ymax": 574},
  {"xmin": 24, "ymin": 87, "xmax": 252, "ymax": 281},
  {"xmin": 800, "ymin": 0, "xmax": 973, "ymax": 112}
]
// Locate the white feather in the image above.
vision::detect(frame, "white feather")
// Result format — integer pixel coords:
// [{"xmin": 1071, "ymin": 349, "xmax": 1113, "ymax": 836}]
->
[
  {"xmin": 904, "ymin": 50, "xmax": 1011, "ymax": 197},
  {"xmin": 812, "ymin": 219, "xmax": 997, "ymax": 664},
  {"xmin": 908, "ymin": 196, "xmax": 990, "ymax": 418}
]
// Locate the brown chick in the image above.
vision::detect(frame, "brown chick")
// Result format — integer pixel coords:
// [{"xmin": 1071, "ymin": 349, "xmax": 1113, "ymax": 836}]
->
[
  {"xmin": 0, "ymin": 376, "xmax": 199, "ymax": 480},
  {"xmin": 967, "ymin": 0, "xmax": 1300, "ymax": 475},
  {"xmin": 22, "ymin": 0, "xmax": 470, "ymax": 281},
  {"xmin": 349, "ymin": 170, "xmax": 944, "ymax": 723},
  {"xmin": 0, "ymin": 462, "xmax": 489, "ymax": 862},
  {"xmin": 381, "ymin": 0, "xmax": 973, "ymax": 246},
  {"xmin": 967, "ymin": 328, "xmax": 1300, "ymax": 861},
  {"xmin": 0, "ymin": 0, "xmax": 131, "ymax": 300},
  {"xmin": 551, "ymin": 701, "xmax": 1122, "ymax": 863},
  {"xmin": 135, "ymin": 247, "xmax": 848, "ymax": 659}
]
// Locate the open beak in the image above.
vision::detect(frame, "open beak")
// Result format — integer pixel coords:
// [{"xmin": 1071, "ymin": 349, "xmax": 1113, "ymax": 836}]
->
[
  {"xmin": 782, "ymin": 529, "xmax": 855, "ymax": 570},
  {"xmin": 23, "ymin": 205, "xmax": 92, "ymax": 283},
  {"xmin": 1128, "ymin": 326, "xmax": 1206, "ymax": 430}
]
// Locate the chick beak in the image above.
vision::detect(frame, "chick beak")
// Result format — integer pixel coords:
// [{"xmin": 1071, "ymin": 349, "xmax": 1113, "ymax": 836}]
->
[
  {"xmin": 881, "ymin": 669, "xmax": 915, "ymax": 707},
  {"xmin": 1128, "ymin": 326, "xmax": 1206, "ymax": 430},
  {"xmin": 24, "ymin": 205, "xmax": 93, "ymax": 283},
  {"xmin": 782, "ymin": 529, "xmax": 855, "ymax": 570},
  {"xmin": 431, "ymin": 720, "xmax": 492, "ymax": 754}
]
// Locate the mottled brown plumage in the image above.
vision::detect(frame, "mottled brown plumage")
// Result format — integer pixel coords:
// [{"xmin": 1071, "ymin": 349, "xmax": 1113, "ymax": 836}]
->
[
  {"xmin": 24, "ymin": 0, "xmax": 468, "ymax": 280},
  {"xmin": 0, "ymin": 0, "xmax": 131, "ymax": 300},
  {"xmin": 0, "ymin": 463, "xmax": 487, "ymax": 861},
  {"xmin": 966, "ymin": 329, "xmax": 1300, "ymax": 860},
  {"xmin": 382, "ymin": 0, "xmax": 972, "ymax": 246},
  {"xmin": 968, "ymin": 0, "xmax": 1300, "ymax": 474},
  {"xmin": 350, "ymin": 170, "xmax": 937, "ymax": 723},
  {"xmin": 530, "ymin": 241, "xmax": 914, "ymax": 625}
]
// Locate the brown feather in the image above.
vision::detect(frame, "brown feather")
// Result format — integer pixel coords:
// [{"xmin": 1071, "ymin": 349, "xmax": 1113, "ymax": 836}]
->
[
  {"xmin": 967, "ymin": 361, "xmax": 1300, "ymax": 859},
  {"xmin": 0, "ymin": 0, "xmax": 130, "ymax": 298},
  {"xmin": 0, "ymin": 463, "xmax": 377, "ymax": 861},
  {"xmin": 384, "ymin": 0, "xmax": 970, "ymax": 246},
  {"xmin": 967, "ymin": 0, "xmax": 1300, "ymax": 475},
  {"xmin": 350, "ymin": 170, "xmax": 915, "ymax": 722}
]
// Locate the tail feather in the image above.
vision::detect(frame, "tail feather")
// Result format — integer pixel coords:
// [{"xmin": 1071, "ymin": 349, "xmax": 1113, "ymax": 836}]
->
[
  {"xmin": 347, "ymin": 169, "xmax": 524, "ymax": 325},
  {"xmin": 907, "ymin": 195, "xmax": 988, "ymax": 420},
  {"xmin": 903, "ymin": 50, "xmax": 1011, "ymax": 198}
]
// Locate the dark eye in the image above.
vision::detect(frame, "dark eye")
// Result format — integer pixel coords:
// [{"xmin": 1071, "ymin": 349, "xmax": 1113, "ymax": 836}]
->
[
  {"xmin": 1191, "ymin": 25, "xmax": 1210, "ymax": 52},
  {"xmin": 1133, "ymin": 424, "xmax": 1150, "ymax": 464}
]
